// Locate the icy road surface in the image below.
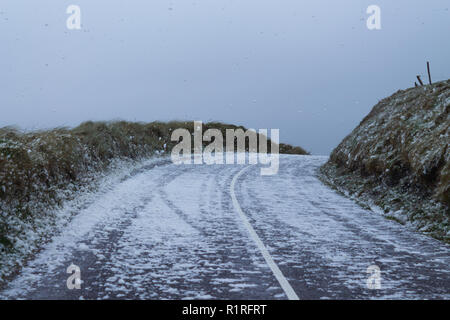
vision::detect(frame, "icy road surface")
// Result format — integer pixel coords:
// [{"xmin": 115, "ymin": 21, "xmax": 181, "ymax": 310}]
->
[{"xmin": 1, "ymin": 155, "xmax": 449, "ymax": 299}]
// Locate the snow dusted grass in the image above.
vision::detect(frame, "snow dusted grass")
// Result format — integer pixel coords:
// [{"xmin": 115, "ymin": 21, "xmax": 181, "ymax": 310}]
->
[
  {"xmin": 0, "ymin": 156, "xmax": 170, "ymax": 287},
  {"xmin": 321, "ymin": 80, "xmax": 449, "ymax": 243},
  {"xmin": 0, "ymin": 120, "xmax": 306, "ymax": 287},
  {"xmin": 0, "ymin": 120, "xmax": 180, "ymax": 287}
]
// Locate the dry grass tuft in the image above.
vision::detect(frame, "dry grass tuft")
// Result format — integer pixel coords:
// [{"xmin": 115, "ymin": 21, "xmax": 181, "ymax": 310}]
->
[{"xmin": 321, "ymin": 80, "xmax": 449, "ymax": 242}]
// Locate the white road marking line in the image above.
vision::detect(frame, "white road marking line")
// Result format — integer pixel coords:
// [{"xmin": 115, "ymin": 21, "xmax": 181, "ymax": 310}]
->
[{"xmin": 230, "ymin": 165, "xmax": 300, "ymax": 300}]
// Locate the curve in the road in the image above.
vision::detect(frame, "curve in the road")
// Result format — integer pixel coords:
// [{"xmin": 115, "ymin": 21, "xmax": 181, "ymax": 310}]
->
[
  {"xmin": 1, "ymin": 155, "xmax": 449, "ymax": 300},
  {"xmin": 230, "ymin": 165, "xmax": 300, "ymax": 300}
]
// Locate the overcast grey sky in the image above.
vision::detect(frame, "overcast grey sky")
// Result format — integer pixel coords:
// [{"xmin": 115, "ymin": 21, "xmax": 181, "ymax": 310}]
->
[{"xmin": 1, "ymin": 1, "xmax": 449, "ymax": 154}]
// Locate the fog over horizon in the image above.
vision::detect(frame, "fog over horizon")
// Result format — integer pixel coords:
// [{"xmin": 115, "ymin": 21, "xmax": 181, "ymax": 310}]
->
[{"xmin": 1, "ymin": 0, "xmax": 449, "ymax": 155}]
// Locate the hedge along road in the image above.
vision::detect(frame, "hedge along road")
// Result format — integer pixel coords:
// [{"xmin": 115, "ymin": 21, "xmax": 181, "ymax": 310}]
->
[{"xmin": 1, "ymin": 155, "xmax": 449, "ymax": 299}]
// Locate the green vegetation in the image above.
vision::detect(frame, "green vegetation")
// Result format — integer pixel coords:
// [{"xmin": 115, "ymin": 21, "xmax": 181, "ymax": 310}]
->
[{"xmin": 321, "ymin": 80, "xmax": 449, "ymax": 242}]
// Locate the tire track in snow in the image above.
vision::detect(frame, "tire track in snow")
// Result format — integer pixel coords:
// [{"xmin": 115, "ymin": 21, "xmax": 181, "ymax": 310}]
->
[{"xmin": 1, "ymin": 155, "xmax": 448, "ymax": 299}]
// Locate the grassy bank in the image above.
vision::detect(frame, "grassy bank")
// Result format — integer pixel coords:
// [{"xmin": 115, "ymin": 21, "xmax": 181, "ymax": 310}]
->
[
  {"xmin": 0, "ymin": 120, "xmax": 307, "ymax": 285},
  {"xmin": 320, "ymin": 80, "xmax": 449, "ymax": 242}
]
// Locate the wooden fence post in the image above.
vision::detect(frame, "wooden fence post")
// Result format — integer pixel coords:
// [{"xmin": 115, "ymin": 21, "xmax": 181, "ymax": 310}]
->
[
  {"xmin": 427, "ymin": 61, "xmax": 432, "ymax": 85},
  {"xmin": 416, "ymin": 75, "xmax": 424, "ymax": 86}
]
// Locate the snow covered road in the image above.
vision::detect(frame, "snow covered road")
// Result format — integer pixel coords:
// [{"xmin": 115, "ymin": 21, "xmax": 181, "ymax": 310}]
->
[{"xmin": 1, "ymin": 155, "xmax": 449, "ymax": 299}]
